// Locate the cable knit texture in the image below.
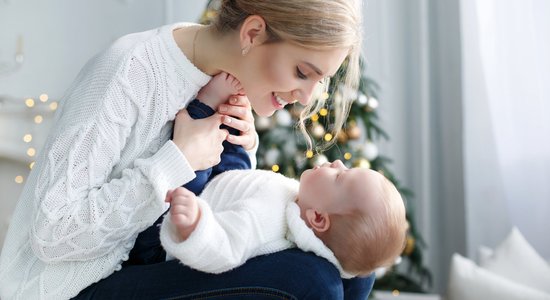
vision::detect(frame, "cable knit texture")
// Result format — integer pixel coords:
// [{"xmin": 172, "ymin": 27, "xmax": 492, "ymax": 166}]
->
[
  {"xmin": 0, "ymin": 23, "xmax": 223, "ymax": 300},
  {"xmin": 160, "ymin": 169, "xmax": 354, "ymax": 279}
]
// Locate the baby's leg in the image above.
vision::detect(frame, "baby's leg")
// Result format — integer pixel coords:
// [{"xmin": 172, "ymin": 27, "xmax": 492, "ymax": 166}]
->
[{"xmin": 197, "ymin": 72, "xmax": 243, "ymax": 109}]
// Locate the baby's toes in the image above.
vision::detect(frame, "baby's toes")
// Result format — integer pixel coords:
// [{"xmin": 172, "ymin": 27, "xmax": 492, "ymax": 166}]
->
[{"xmin": 231, "ymin": 77, "xmax": 243, "ymax": 91}]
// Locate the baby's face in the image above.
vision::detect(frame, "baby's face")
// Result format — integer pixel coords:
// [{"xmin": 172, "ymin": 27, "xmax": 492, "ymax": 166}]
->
[{"xmin": 298, "ymin": 160, "xmax": 385, "ymax": 215}]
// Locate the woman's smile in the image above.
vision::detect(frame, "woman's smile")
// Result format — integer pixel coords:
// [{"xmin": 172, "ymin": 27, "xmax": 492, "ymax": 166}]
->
[{"xmin": 271, "ymin": 92, "xmax": 292, "ymax": 110}]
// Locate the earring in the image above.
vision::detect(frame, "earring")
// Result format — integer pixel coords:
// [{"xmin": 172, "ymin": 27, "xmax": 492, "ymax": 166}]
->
[{"xmin": 241, "ymin": 46, "xmax": 250, "ymax": 56}]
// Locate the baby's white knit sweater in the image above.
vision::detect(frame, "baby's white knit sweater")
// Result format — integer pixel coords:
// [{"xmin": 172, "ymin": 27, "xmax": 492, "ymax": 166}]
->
[
  {"xmin": 0, "ymin": 23, "xmax": 255, "ymax": 300},
  {"xmin": 161, "ymin": 169, "xmax": 353, "ymax": 279}
]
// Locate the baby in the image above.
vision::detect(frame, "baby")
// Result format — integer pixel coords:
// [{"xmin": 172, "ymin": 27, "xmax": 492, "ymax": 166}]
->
[{"xmin": 160, "ymin": 160, "xmax": 408, "ymax": 278}]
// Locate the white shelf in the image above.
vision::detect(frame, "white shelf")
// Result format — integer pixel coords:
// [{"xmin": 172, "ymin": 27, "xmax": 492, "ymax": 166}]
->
[{"xmin": 372, "ymin": 290, "xmax": 441, "ymax": 300}]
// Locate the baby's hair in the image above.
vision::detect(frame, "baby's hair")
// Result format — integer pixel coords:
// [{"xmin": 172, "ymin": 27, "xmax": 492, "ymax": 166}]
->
[
  {"xmin": 322, "ymin": 175, "xmax": 407, "ymax": 275},
  {"xmin": 213, "ymin": 0, "xmax": 363, "ymax": 151}
]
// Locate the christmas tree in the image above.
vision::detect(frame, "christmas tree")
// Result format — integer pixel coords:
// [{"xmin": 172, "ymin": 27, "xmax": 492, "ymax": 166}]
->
[{"xmin": 199, "ymin": 0, "xmax": 431, "ymax": 292}]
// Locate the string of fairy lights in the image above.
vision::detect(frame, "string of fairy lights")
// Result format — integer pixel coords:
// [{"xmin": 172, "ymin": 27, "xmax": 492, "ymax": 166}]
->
[{"xmin": 4, "ymin": 94, "xmax": 57, "ymax": 185}]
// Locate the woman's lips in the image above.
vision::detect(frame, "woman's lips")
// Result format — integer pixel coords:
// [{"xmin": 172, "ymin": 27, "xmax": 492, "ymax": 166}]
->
[{"xmin": 271, "ymin": 92, "xmax": 285, "ymax": 109}]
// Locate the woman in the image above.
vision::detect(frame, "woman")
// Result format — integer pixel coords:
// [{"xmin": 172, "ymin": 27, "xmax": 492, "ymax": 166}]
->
[{"xmin": 0, "ymin": 0, "xmax": 374, "ymax": 299}]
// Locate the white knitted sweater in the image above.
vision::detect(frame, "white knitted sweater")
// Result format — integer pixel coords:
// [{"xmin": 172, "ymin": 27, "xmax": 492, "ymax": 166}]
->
[
  {"xmin": 161, "ymin": 169, "xmax": 353, "ymax": 279},
  {"xmin": 0, "ymin": 23, "xmax": 257, "ymax": 300}
]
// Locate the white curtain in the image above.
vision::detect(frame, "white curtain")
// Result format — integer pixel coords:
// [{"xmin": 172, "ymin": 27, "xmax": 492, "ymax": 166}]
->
[{"xmin": 461, "ymin": 0, "xmax": 550, "ymax": 259}]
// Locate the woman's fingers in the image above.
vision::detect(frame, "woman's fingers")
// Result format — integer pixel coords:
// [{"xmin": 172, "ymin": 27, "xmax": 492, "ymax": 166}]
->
[
  {"xmin": 218, "ymin": 104, "xmax": 249, "ymax": 120},
  {"xmin": 228, "ymin": 95, "xmax": 248, "ymax": 106},
  {"xmin": 222, "ymin": 116, "xmax": 250, "ymax": 133},
  {"xmin": 222, "ymin": 113, "xmax": 256, "ymax": 150},
  {"xmin": 219, "ymin": 95, "xmax": 252, "ymax": 117},
  {"xmin": 173, "ymin": 110, "xmax": 228, "ymax": 171},
  {"xmin": 226, "ymin": 133, "xmax": 255, "ymax": 148},
  {"xmin": 217, "ymin": 95, "xmax": 256, "ymax": 150}
]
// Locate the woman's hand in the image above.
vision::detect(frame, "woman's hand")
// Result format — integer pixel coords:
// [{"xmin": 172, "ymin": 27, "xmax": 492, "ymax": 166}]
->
[
  {"xmin": 218, "ymin": 95, "xmax": 257, "ymax": 151},
  {"xmin": 172, "ymin": 109, "xmax": 228, "ymax": 171}
]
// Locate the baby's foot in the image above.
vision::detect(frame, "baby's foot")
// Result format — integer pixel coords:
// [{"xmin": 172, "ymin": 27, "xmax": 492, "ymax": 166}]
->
[{"xmin": 197, "ymin": 72, "xmax": 243, "ymax": 109}]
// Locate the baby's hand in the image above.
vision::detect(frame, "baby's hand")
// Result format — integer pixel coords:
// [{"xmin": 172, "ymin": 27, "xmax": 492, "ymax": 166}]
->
[{"xmin": 166, "ymin": 187, "xmax": 201, "ymax": 240}]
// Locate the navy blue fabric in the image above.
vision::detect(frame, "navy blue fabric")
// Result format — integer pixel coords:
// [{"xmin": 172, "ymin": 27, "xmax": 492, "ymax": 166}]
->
[
  {"xmin": 75, "ymin": 248, "xmax": 375, "ymax": 300},
  {"xmin": 343, "ymin": 274, "xmax": 375, "ymax": 300}
]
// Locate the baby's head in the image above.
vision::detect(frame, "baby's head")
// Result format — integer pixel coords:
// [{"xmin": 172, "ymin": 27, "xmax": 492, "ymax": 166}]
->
[{"xmin": 297, "ymin": 160, "xmax": 407, "ymax": 276}]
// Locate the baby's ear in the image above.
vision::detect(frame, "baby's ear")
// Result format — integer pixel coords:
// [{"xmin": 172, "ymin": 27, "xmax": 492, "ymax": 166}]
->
[{"xmin": 305, "ymin": 209, "xmax": 331, "ymax": 233}]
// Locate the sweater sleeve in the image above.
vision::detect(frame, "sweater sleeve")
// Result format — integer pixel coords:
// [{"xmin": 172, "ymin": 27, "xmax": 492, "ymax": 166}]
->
[
  {"xmin": 30, "ymin": 52, "xmax": 196, "ymax": 263},
  {"xmin": 160, "ymin": 197, "xmax": 263, "ymax": 273}
]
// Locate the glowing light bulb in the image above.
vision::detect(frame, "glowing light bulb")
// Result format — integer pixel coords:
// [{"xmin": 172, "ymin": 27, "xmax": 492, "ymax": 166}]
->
[
  {"xmin": 311, "ymin": 114, "xmax": 319, "ymax": 122},
  {"xmin": 23, "ymin": 134, "xmax": 32, "ymax": 143},
  {"xmin": 25, "ymin": 98, "xmax": 35, "ymax": 107},
  {"xmin": 27, "ymin": 147, "xmax": 36, "ymax": 157}
]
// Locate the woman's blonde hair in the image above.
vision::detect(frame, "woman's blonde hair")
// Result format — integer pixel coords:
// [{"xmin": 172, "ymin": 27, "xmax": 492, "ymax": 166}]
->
[{"xmin": 214, "ymin": 0, "xmax": 363, "ymax": 150}]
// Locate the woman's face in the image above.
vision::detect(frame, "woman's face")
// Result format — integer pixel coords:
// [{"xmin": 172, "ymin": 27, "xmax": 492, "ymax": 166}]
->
[{"xmin": 236, "ymin": 41, "xmax": 349, "ymax": 117}]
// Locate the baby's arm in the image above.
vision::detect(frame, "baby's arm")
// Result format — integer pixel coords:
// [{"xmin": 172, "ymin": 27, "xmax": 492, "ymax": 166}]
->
[{"xmin": 160, "ymin": 187, "xmax": 263, "ymax": 273}]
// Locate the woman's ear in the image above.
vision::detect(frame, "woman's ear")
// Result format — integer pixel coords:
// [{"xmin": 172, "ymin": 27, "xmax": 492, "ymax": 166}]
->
[
  {"xmin": 239, "ymin": 15, "xmax": 267, "ymax": 52},
  {"xmin": 305, "ymin": 209, "xmax": 331, "ymax": 233}
]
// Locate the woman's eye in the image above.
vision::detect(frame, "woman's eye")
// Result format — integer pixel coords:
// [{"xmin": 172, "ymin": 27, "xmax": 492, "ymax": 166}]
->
[{"xmin": 296, "ymin": 67, "xmax": 307, "ymax": 80}]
